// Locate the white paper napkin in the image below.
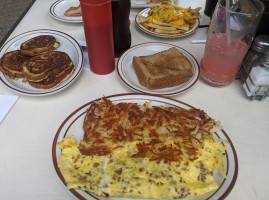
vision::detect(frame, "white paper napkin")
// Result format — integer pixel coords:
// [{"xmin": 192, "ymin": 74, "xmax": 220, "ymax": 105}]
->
[
  {"xmin": 77, "ymin": 39, "xmax": 118, "ymax": 71},
  {"xmin": 77, "ymin": 40, "xmax": 90, "ymax": 70},
  {"xmin": 0, "ymin": 95, "xmax": 19, "ymax": 124},
  {"xmin": 83, "ymin": 51, "xmax": 90, "ymax": 70}
]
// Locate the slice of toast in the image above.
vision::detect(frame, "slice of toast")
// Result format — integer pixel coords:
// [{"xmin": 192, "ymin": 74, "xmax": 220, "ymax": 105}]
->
[
  {"xmin": 0, "ymin": 50, "xmax": 30, "ymax": 79},
  {"xmin": 28, "ymin": 63, "xmax": 75, "ymax": 89},
  {"xmin": 20, "ymin": 35, "xmax": 60, "ymax": 56},
  {"xmin": 133, "ymin": 56, "xmax": 193, "ymax": 90},
  {"xmin": 132, "ymin": 47, "xmax": 193, "ymax": 90},
  {"xmin": 22, "ymin": 51, "xmax": 73, "ymax": 82},
  {"xmin": 141, "ymin": 47, "xmax": 192, "ymax": 71}
]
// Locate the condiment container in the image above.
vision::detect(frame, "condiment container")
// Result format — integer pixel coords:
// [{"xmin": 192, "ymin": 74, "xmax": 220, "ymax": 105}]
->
[
  {"xmin": 238, "ymin": 35, "xmax": 269, "ymax": 81},
  {"xmin": 243, "ymin": 49, "xmax": 269, "ymax": 100},
  {"xmin": 111, "ymin": 0, "xmax": 131, "ymax": 57},
  {"xmin": 80, "ymin": 0, "xmax": 115, "ymax": 74}
]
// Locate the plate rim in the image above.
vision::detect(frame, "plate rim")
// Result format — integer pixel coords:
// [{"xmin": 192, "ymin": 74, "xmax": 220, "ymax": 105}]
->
[
  {"xmin": 52, "ymin": 93, "xmax": 238, "ymax": 200},
  {"xmin": 135, "ymin": 8, "xmax": 200, "ymax": 38},
  {"xmin": 131, "ymin": 0, "xmax": 162, "ymax": 8},
  {"xmin": 0, "ymin": 29, "xmax": 84, "ymax": 96},
  {"xmin": 131, "ymin": 0, "xmax": 178, "ymax": 8},
  {"xmin": 116, "ymin": 42, "xmax": 200, "ymax": 96},
  {"xmin": 50, "ymin": 0, "xmax": 82, "ymax": 23}
]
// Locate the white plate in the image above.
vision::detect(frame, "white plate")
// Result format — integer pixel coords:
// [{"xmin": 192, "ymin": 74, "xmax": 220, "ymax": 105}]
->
[
  {"xmin": 52, "ymin": 93, "xmax": 238, "ymax": 200},
  {"xmin": 135, "ymin": 8, "xmax": 200, "ymax": 38},
  {"xmin": 131, "ymin": 0, "xmax": 175, "ymax": 8},
  {"xmin": 0, "ymin": 29, "xmax": 84, "ymax": 96},
  {"xmin": 50, "ymin": 0, "xmax": 82, "ymax": 23},
  {"xmin": 117, "ymin": 43, "xmax": 199, "ymax": 96}
]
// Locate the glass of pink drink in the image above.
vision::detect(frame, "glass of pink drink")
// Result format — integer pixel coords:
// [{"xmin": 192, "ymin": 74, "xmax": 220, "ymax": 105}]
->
[{"xmin": 200, "ymin": 0, "xmax": 264, "ymax": 87}]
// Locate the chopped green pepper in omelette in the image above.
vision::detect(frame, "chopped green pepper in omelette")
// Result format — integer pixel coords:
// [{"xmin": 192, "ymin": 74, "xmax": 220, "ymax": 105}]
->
[{"xmin": 58, "ymin": 98, "xmax": 227, "ymax": 199}]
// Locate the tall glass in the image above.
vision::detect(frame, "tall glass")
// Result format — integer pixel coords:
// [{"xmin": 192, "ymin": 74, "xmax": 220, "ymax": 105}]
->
[
  {"xmin": 80, "ymin": 0, "xmax": 115, "ymax": 75},
  {"xmin": 200, "ymin": 0, "xmax": 264, "ymax": 87}
]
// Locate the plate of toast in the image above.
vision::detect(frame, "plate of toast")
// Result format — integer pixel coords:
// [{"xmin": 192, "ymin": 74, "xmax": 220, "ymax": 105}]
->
[
  {"xmin": 50, "ymin": 0, "xmax": 82, "ymax": 23},
  {"xmin": 117, "ymin": 42, "xmax": 199, "ymax": 96},
  {"xmin": 0, "ymin": 29, "xmax": 84, "ymax": 96}
]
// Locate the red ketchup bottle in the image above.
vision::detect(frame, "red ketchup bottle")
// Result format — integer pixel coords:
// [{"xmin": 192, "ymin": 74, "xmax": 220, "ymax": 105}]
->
[
  {"xmin": 111, "ymin": 0, "xmax": 131, "ymax": 57},
  {"xmin": 80, "ymin": 0, "xmax": 115, "ymax": 74}
]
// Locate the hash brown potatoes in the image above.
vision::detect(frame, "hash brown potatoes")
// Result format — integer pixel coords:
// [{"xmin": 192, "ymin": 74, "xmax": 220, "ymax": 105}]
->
[{"xmin": 57, "ymin": 97, "xmax": 228, "ymax": 199}]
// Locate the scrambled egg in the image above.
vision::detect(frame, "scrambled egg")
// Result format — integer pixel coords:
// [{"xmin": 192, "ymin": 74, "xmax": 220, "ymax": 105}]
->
[
  {"xmin": 58, "ymin": 136, "xmax": 226, "ymax": 199},
  {"xmin": 58, "ymin": 98, "xmax": 227, "ymax": 199}
]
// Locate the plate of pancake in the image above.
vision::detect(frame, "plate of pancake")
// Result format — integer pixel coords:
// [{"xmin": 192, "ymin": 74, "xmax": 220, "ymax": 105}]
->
[{"xmin": 0, "ymin": 29, "xmax": 84, "ymax": 96}]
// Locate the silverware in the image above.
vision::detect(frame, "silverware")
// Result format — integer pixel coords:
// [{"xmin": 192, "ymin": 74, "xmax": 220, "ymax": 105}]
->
[
  {"xmin": 77, "ymin": 40, "xmax": 87, "ymax": 52},
  {"xmin": 190, "ymin": 40, "xmax": 206, "ymax": 44}
]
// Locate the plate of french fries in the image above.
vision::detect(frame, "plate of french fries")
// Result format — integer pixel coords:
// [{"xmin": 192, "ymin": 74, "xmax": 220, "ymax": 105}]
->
[{"xmin": 135, "ymin": 0, "xmax": 202, "ymax": 38}]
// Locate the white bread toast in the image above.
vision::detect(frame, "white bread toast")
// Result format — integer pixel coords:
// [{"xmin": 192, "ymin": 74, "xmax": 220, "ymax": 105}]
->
[
  {"xmin": 132, "ymin": 48, "xmax": 193, "ymax": 90},
  {"xmin": 141, "ymin": 47, "xmax": 192, "ymax": 70}
]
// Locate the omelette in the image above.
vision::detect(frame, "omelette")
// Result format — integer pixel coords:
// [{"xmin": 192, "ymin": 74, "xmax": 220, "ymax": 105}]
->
[{"xmin": 58, "ymin": 98, "xmax": 227, "ymax": 199}]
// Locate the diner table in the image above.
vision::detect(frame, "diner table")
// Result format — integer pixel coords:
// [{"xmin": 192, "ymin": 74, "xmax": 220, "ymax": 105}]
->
[{"xmin": 0, "ymin": 0, "xmax": 269, "ymax": 199}]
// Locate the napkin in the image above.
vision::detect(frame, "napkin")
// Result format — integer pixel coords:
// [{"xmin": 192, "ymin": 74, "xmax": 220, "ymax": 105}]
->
[
  {"xmin": 77, "ymin": 39, "xmax": 118, "ymax": 71},
  {"xmin": 0, "ymin": 95, "xmax": 19, "ymax": 124},
  {"xmin": 83, "ymin": 51, "xmax": 90, "ymax": 70},
  {"xmin": 77, "ymin": 40, "xmax": 90, "ymax": 70}
]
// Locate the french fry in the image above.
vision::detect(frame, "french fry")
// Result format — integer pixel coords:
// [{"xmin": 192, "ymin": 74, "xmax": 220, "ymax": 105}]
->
[
  {"xmin": 152, "ymin": 19, "xmax": 189, "ymax": 31},
  {"xmin": 147, "ymin": 23, "xmax": 178, "ymax": 31},
  {"xmin": 154, "ymin": 29, "xmax": 184, "ymax": 34},
  {"xmin": 137, "ymin": 14, "xmax": 147, "ymax": 20}
]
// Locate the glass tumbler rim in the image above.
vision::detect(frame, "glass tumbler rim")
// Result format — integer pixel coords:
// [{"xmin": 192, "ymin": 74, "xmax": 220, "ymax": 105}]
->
[{"xmin": 218, "ymin": 0, "xmax": 265, "ymax": 17}]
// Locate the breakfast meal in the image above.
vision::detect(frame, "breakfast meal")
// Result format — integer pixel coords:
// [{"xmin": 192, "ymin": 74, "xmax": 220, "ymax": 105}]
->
[
  {"xmin": 20, "ymin": 35, "xmax": 60, "ymax": 56},
  {"xmin": 22, "ymin": 51, "xmax": 75, "ymax": 89},
  {"xmin": 147, "ymin": 0, "xmax": 166, "ymax": 4},
  {"xmin": 0, "ymin": 50, "xmax": 30, "ymax": 79},
  {"xmin": 58, "ymin": 97, "xmax": 227, "ymax": 199},
  {"xmin": 64, "ymin": 5, "xmax": 82, "ymax": 17},
  {"xmin": 0, "ymin": 35, "xmax": 75, "ymax": 89},
  {"xmin": 137, "ymin": 0, "xmax": 202, "ymax": 34},
  {"xmin": 132, "ymin": 47, "xmax": 193, "ymax": 89}
]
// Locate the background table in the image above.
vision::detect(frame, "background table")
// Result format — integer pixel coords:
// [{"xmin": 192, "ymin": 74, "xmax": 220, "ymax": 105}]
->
[{"xmin": 0, "ymin": 0, "xmax": 269, "ymax": 199}]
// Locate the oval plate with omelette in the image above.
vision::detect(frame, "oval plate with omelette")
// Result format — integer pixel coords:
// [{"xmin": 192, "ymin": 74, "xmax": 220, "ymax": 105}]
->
[{"xmin": 52, "ymin": 93, "xmax": 238, "ymax": 200}]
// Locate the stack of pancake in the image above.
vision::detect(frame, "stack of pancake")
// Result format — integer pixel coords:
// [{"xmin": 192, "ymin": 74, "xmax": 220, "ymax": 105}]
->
[{"xmin": 0, "ymin": 35, "xmax": 75, "ymax": 89}]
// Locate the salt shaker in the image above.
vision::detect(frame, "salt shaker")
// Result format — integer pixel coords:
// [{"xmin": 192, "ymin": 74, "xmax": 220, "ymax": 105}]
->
[
  {"xmin": 238, "ymin": 35, "xmax": 269, "ymax": 81},
  {"xmin": 243, "ymin": 49, "xmax": 269, "ymax": 100}
]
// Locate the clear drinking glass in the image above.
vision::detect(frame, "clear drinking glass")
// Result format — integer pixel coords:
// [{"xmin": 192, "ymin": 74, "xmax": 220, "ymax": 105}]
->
[{"xmin": 200, "ymin": 0, "xmax": 265, "ymax": 87}]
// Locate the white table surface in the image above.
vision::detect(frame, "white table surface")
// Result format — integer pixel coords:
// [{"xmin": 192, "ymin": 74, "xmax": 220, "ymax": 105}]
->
[{"xmin": 0, "ymin": 0, "xmax": 269, "ymax": 199}]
